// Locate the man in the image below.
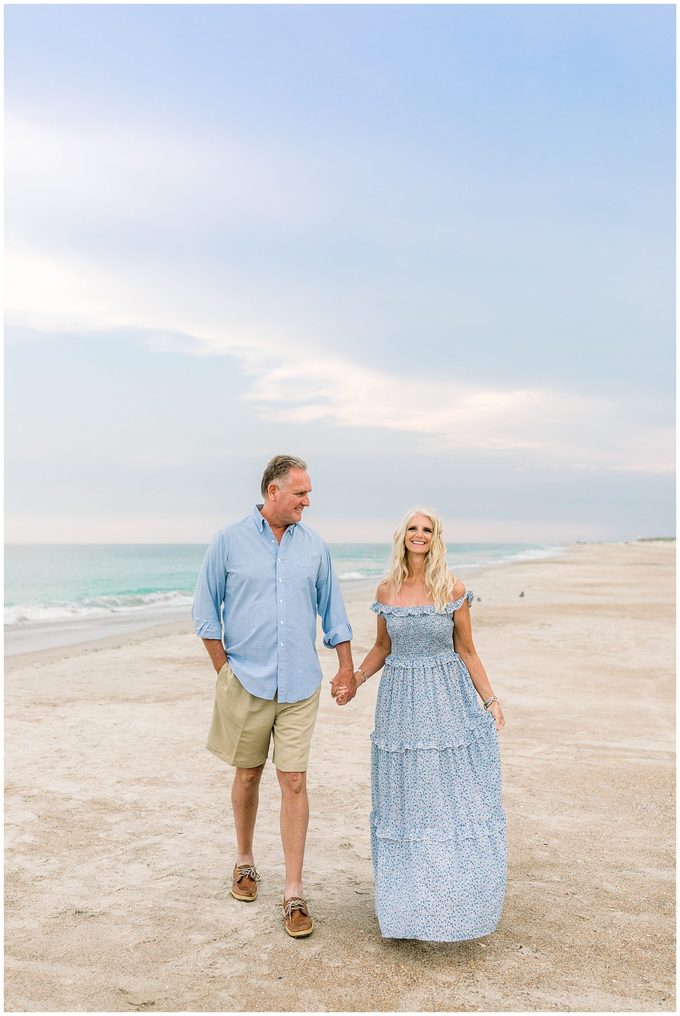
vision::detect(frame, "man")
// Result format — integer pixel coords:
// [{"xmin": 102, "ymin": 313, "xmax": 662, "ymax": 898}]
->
[{"xmin": 193, "ymin": 454, "xmax": 357, "ymax": 939}]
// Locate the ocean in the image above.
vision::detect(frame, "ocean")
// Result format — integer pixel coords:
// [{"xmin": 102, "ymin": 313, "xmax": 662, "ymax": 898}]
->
[{"xmin": 5, "ymin": 542, "xmax": 563, "ymax": 655}]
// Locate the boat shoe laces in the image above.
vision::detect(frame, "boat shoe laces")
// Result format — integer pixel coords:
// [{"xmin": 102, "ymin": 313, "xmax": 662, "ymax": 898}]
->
[
  {"xmin": 235, "ymin": 865, "xmax": 260, "ymax": 883},
  {"xmin": 283, "ymin": 897, "xmax": 309, "ymax": 918}
]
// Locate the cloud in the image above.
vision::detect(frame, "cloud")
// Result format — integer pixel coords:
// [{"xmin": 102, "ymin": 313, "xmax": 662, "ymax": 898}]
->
[
  {"xmin": 238, "ymin": 351, "xmax": 674, "ymax": 472},
  {"xmin": 5, "ymin": 114, "xmax": 333, "ymax": 237},
  {"xmin": 5, "ymin": 114, "xmax": 674, "ymax": 479},
  {"xmin": 6, "ymin": 239, "xmax": 673, "ymax": 477}
]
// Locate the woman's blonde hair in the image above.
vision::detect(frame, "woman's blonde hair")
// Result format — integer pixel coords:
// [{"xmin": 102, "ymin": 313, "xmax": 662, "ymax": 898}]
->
[{"xmin": 385, "ymin": 506, "xmax": 455, "ymax": 611}]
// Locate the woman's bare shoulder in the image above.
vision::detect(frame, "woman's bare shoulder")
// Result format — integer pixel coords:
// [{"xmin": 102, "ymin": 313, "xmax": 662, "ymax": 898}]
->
[
  {"xmin": 375, "ymin": 580, "xmax": 393, "ymax": 604},
  {"xmin": 450, "ymin": 576, "xmax": 467, "ymax": 601}
]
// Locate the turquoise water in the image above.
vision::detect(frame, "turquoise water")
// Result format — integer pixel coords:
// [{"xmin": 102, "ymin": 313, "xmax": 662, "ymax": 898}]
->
[{"xmin": 5, "ymin": 542, "xmax": 563, "ymax": 627}]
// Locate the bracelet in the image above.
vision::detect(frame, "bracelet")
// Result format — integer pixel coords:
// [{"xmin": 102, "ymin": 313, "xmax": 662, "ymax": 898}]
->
[
  {"xmin": 356, "ymin": 670, "xmax": 369, "ymax": 686},
  {"xmin": 483, "ymin": 695, "xmax": 497, "ymax": 709}
]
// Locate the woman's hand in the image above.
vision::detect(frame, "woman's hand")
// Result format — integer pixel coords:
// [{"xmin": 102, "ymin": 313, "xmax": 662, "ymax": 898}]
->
[
  {"xmin": 334, "ymin": 685, "xmax": 349, "ymax": 705},
  {"xmin": 487, "ymin": 699, "xmax": 505, "ymax": 732},
  {"xmin": 335, "ymin": 671, "xmax": 368, "ymax": 705}
]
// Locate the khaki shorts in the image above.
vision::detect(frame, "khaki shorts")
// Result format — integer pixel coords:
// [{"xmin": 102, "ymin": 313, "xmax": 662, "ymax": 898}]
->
[{"xmin": 206, "ymin": 660, "xmax": 321, "ymax": 772}]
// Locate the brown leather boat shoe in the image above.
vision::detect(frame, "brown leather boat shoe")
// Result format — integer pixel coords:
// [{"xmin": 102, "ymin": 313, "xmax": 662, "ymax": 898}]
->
[
  {"xmin": 231, "ymin": 864, "xmax": 260, "ymax": 902},
  {"xmin": 282, "ymin": 896, "xmax": 314, "ymax": 938}
]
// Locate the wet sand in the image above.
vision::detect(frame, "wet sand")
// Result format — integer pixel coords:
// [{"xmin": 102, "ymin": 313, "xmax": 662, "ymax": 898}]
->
[{"xmin": 4, "ymin": 541, "xmax": 675, "ymax": 1011}]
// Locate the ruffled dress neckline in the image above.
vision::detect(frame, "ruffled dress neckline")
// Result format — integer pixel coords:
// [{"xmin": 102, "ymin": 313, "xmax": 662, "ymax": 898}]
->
[{"xmin": 371, "ymin": 591, "xmax": 473, "ymax": 616}]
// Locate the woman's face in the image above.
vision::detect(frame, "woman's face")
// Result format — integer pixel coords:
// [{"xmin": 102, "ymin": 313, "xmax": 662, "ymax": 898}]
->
[{"xmin": 404, "ymin": 514, "xmax": 434, "ymax": 556}]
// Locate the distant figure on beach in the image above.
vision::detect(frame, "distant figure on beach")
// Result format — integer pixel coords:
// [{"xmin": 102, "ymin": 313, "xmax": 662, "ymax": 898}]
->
[
  {"xmin": 192, "ymin": 454, "xmax": 356, "ymax": 939},
  {"xmin": 336, "ymin": 507, "xmax": 506, "ymax": 941}
]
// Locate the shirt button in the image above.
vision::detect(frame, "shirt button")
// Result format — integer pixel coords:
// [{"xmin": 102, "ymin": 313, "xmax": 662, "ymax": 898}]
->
[
  {"xmin": 280, "ymin": 620, "xmax": 284, "ymax": 624},
  {"xmin": 280, "ymin": 642, "xmax": 283, "ymax": 647}
]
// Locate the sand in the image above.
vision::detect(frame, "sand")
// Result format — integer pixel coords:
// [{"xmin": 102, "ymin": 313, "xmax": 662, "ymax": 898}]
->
[{"xmin": 4, "ymin": 541, "xmax": 675, "ymax": 1012}]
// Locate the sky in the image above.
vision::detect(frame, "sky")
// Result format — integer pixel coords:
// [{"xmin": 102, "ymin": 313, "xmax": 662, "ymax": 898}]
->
[{"xmin": 5, "ymin": 3, "xmax": 675, "ymax": 544}]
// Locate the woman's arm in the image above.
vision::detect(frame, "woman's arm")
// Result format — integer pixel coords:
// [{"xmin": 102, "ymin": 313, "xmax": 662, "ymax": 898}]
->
[
  {"xmin": 453, "ymin": 590, "xmax": 505, "ymax": 732},
  {"xmin": 334, "ymin": 586, "xmax": 392, "ymax": 704},
  {"xmin": 355, "ymin": 612, "xmax": 392, "ymax": 688}
]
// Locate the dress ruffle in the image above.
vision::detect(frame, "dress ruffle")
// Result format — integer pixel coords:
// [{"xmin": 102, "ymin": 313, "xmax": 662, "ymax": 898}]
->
[
  {"xmin": 371, "ymin": 653, "xmax": 493, "ymax": 751},
  {"xmin": 371, "ymin": 724, "xmax": 505, "ymax": 843},
  {"xmin": 370, "ymin": 829, "xmax": 506, "ymax": 942},
  {"xmin": 371, "ymin": 812, "xmax": 506, "ymax": 845},
  {"xmin": 370, "ymin": 714, "xmax": 494, "ymax": 753},
  {"xmin": 371, "ymin": 590, "xmax": 474, "ymax": 616}
]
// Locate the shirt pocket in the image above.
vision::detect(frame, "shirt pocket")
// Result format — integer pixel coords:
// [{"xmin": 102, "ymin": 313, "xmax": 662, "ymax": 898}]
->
[{"xmin": 286, "ymin": 558, "xmax": 320, "ymax": 593}]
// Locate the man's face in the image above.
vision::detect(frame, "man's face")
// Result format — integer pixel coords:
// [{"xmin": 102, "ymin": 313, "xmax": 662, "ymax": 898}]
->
[{"xmin": 269, "ymin": 468, "xmax": 312, "ymax": 525}]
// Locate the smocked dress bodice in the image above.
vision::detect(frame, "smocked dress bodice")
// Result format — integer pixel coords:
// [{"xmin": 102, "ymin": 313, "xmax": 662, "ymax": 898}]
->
[{"xmin": 374, "ymin": 590, "xmax": 473, "ymax": 663}]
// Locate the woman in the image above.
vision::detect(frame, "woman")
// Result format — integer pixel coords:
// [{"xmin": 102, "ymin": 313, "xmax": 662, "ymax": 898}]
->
[{"xmin": 338, "ymin": 507, "xmax": 506, "ymax": 942}]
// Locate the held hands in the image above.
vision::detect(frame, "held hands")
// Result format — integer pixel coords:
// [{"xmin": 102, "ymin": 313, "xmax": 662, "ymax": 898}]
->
[{"xmin": 330, "ymin": 668, "xmax": 358, "ymax": 707}]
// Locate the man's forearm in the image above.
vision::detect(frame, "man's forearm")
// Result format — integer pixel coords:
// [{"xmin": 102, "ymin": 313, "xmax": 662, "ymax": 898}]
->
[
  {"xmin": 334, "ymin": 640, "xmax": 354, "ymax": 672},
  {"xmin": 202, "ymin": 638, "xmax": 227, "ymax": 673}
]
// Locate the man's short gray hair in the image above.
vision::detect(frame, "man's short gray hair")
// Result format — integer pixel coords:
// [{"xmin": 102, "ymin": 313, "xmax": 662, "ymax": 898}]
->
[{"xmin": 260, "ymin": 455, "xmax": 308, "ymax": 498}]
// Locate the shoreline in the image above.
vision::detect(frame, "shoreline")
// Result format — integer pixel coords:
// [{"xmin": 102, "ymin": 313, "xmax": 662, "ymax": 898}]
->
[
  {"xmin": 3, "ymin": 618, "xmax": 194, "ymax": 671},
  {"xmin": 8, "ymin": 538, "xmax": 672, "ymax": 661},
  {"xmin": 3, "ymin": 544, "xmax": 569, "ymax": 664}
]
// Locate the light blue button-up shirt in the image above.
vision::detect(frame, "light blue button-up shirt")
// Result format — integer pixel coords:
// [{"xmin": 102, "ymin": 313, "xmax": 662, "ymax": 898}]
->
[{"xmin": 192, "ymin": 505, "xmax": 353, "ymax": 703}]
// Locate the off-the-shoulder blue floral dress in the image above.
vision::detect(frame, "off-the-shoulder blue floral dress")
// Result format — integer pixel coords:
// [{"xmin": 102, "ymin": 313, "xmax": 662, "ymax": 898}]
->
[{"xmin": 370, "ymin": 592, "xmax": 506, "ymax": 941}]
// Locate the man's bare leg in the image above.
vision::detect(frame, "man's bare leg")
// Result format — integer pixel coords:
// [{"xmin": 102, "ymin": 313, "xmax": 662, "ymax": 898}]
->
[
  {"xmin": 277, "ymin": 770, "xmax": 308, "ymax": 899},
  {"xmin": 232, "ymin": 764, "xmax": 264, "ymax": 865}
]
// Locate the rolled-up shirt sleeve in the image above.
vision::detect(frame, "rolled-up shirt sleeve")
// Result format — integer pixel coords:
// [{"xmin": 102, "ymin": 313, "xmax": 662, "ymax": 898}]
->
[
  {"xmin": 192, "ymin": 531, "xmax": 227, "ymax": 640},
  {"xmin": 317, "ymin": 543, "xmax": 353, "ymax": 647}
]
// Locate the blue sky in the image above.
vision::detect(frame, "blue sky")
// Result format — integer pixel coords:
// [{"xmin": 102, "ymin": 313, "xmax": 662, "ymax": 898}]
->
[{"xmin": 5, "ymin": 4, "xmax": 675, "ymax": 543}]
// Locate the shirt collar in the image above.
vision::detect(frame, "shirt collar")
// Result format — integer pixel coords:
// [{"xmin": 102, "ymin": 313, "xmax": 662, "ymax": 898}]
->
[
  {"xmin": 252, "ymin": 504, "xmax": 267, "ymax": 531},
  {"xmin": 252, "ymin": 504, "xmax": 298, "ymax": 533}
]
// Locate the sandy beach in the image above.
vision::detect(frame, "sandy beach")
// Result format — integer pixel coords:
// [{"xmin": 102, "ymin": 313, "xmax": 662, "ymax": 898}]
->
[{"xmin": 4, "ymin": 541, "xmax": 675, "ymax": 1012}]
